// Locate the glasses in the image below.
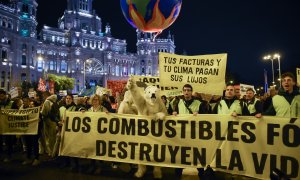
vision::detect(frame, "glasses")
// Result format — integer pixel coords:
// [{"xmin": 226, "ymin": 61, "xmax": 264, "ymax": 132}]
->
[{"xmin": 93, "ymin": 98, "xmax": 99, "ymax": 101}]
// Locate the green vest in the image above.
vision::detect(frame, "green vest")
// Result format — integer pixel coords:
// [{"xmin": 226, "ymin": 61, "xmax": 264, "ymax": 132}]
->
[
  {"xmin": 59, "ymin": 105, "xmax": 76, "ymax": 120},
  {"xmin": 272, "ymin": 95, "xmax": 300, "ymax": 117},
  {"xmin": 178, "ymin": 99, "xmax": 201, "ymax": 114},
  {"xmin": 247, "ymin": 98, "xmax": 259, "ymax": 114},
  {"xmin": 218, "ymin": 99, "xmax": 242, "ymax": 115},
  {"xmin": 0, "ymin": 100, "xmax": 13, "ymax": 109}
]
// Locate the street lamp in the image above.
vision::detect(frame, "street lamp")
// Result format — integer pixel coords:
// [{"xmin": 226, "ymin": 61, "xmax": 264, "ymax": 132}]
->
[
  {"xmin": 9, "ymin": 63, "xmax": 12, "ymax": 90},
  {"xmin": 274, "ymin": 54, "xmax": 281, "ymax": 87},
  {"xmin": 263, "ymin": 55, "xmax": 275, "ymax": 85},
  {"xmin": 263, "ymin": 53, "xmax": 282, "ymax": 87},
  {"xmin": 83, "ymin": 59, "xmax": 91, "ymax": 88}
]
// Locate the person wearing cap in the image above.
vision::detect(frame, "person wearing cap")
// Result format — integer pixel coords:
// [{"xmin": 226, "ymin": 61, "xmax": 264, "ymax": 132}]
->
[
  {"xmin": 0, "ymin": 89, "xmax": 14, "ymax": 162},
  {"xmin": 264, "ymin": 72, "xmax": 300, "ymax": 117}
]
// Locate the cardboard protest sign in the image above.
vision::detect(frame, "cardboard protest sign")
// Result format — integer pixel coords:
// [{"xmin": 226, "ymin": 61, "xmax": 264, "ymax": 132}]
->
[
  {"xmin": 0, "ymin": 107, "xmax": 40, "ymax": 135},
  {"xmin": 133, "ymin": 75, "xmax": 182, "ymax": 97},
  {"xmin": 159, "ymin": 53, "xmax": 227, "ymax": 95}
]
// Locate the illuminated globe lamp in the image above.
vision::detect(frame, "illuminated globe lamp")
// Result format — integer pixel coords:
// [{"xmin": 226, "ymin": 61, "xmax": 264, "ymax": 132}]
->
[{"xmin": 120, "ymin": 0, "xmax": 182, "ymax": 39}]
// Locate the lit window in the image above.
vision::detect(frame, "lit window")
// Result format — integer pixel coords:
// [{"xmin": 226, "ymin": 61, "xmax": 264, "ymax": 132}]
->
[
  {"xmin": 61, "ymin": 60, "xmax": 67, "ymax": 73},
  {"xmin": 130, "ymin": 67, "xmax": 134, "ymax": 75},
  {"xmin": 116, "ymin": 65, "xmax": 119, "ymax": 76},
  {"xmin": 49, "ymin": 60, "xmax": 56, "ymax": 70},
  {"xmin": 1, "ymin": 50, "xmax": 7, "ymax": 62},
  {"xmin": 37, "ymin": 60, "xmax": 43, "ymax": 72}
]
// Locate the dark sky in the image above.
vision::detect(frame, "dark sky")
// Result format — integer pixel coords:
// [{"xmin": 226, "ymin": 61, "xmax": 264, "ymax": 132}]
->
[{"xmin": 32, "ymin": 0, "xmax": 300, "ymax": 86}]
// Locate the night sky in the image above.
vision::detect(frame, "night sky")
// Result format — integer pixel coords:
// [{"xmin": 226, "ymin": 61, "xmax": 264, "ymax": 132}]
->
[{"xmin": 7, "ymin": 0, "xmax": 300, "ymax": 87}]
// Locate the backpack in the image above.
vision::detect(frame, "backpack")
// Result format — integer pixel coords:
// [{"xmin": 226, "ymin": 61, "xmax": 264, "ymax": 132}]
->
[{"xmin": 47, "ymin": 99, "xmax": 60, "ymax": 122}]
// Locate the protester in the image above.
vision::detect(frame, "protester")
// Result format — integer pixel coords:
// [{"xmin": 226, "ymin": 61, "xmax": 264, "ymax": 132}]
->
[
  {"xmin": 244, "ymin": 88, "xmax": 263, "ymax": 117},
  {"xmin": 0, "ymin": 89, "xmax": 14, "ymax": 162},
  {"xmin": 212, "ymin": 84, "xmax": 245, "ymax": 116},
  {"xmin": 172, "ymin": 84, "xmax": 210, "ymax": 178},
  {"xmin": 87, "ymin": 94, "xmax": 108, "ymax": 174},
  {"xmin": 21, "ymin": 96, "xmax": 40, "ymax": 166},
  {"xmin": 263, "ymin": 87, "xmax": 277, "ymax": 111},
  {"xmin": 54, "ymin": 94, "xmax": 78, "ymax": 171},
  {"xmin": 264, "ymin": 72, "xmax": 300, "ymax": 117},
  {"xmin": 161, "ymin": 95, "xmax": 172, "ymax": 115},
  {"xmin": 102, "ymin": 94, "xmax": 115, "ymax": 112},
  {"xmin": 41, "ymin": 92, "xmax": 58, "ymax": 157}
]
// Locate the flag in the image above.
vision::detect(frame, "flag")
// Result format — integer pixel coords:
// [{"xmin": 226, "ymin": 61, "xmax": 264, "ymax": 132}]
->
[
  {"xmin": 264, "ymin": 69, "xmax": 268, "ymax": 93},
  {"xmin": 37, "ymin": 78, "xmax": 46, "ymax": 92}
]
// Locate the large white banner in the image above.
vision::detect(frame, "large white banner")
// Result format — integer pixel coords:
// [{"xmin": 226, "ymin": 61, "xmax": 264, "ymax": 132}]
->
[
  {"xmin": 297, "ymin": 68, "xmax": 300, "ymax": 85},
  {"xmin": 159, "ymin": 52, "xmax": 227, "ymax": 95},
  {"xmin": 60, "ymin": 112, "xmax": 300, "ymax": 180},
  {"xmin": 0, "ymin": 107, "xmax": 40, "ymax": 135}
]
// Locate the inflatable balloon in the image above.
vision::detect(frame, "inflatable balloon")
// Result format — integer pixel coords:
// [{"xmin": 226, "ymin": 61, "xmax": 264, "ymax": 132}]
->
[{"xmin": 120, "ymin": 0, "xmax": 182, "ymax": 33}]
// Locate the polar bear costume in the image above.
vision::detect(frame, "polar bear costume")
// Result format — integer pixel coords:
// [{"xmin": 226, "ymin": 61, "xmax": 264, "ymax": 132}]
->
[
  {"xmin": 117, "ymin": 90, "xmax": 138, "ymax": 114},
  {"xmin": 126, "ymin": 76, "xmax": 167, "ymax": 179}
]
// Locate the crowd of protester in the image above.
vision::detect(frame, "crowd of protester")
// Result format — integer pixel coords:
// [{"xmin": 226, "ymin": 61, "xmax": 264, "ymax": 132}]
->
[{"xmin": 0, "ymin": 71, "xmax": 299, "ymax": 178}]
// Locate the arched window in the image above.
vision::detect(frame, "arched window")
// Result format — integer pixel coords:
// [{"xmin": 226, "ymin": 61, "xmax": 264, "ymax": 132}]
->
[
  {"xmin": 21, "ymin": 55, "xmax": 26, "ymax": 65},
  {"xmin": 123, "ymin": 66, "xmax": 127, "ymax": 76},
  {"xmin": 2, "ymin": 19, "xmax": 6, "ymax": 27},
  {"xmin": 22, "ymin": 4, "xmax": 29, "ymax": 13},
  {"xmin": 37, "ymin": 60, "xmax": 43, "ymax": 72},
  {"xmin": 115, "ymin": 65, "xmax": 119, "ymax": 76},
  {"xmin": 148, "ymin": 66, "xmax": 152, "ymax": 75},
  {"xmin": 1, "ymin": 71, "xmax": 5, "ymax": 88},
  {"xmin": 61, "ymin": 60, "xmax": 67, "ymax": 73},
  {"xmin": 141, "ymin": 67, "xmax": 145, "ymax": 74},
  {"xmin": 22, "ymin": 44, "xmax": 27, "ymax": 50},
  {"xmin": 49, "ymin": 60, "xmax": 56, "ymax": 70},
  {"xmin": 1, "ymin": 49, "xmax": 7, "ymax": 62},
  {"xmin": 21, "ymin": 73, "xmax": 26, "ymax": 81},
  {"xmin": 130, "ymin": 67, "xmax": 134, "ymax": 75}
]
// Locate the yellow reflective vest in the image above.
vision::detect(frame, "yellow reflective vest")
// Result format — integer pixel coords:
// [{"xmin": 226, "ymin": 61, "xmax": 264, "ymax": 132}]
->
[
  {"xmin": 178, "ymin": 99, "xmax": 201, "ymax": 114},
  {"xmin": 247, "ymin": 98, "xmax": 259, "ymax": 114},
  {"xmin": 272, "ymin": 95, "xmax": 300, "ymax": 117},
  {"xmin": 217, "ymin": 99, "xmax": 242, "ymax": 115}
]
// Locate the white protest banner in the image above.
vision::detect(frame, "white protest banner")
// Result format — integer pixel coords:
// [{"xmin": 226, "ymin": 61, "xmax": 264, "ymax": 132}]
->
[
  {"xmin": 60, "ymin": 112, "xmax": 299, "ymax": 180},
  {"xmin": 59, "ymin": 90, "xmax": 67, "ymax": 97},
  {"xmin": 28, "ymin": 91, "xmax": 36, "ymax": 98},
  {"xmin": 133, "ymin": 75, "xmax": 182, "ymax": 97},
  {"xmin": 96, "ymin": 86, "xmax": 112, "ymax": 96},
  {"xmin": 240, "ymin": 84, "xmax": 255, "ymax": 97},
  {"xmin": 9, "ymin": 87, "xmax": 19, "ymax": 99},
  {"xmin": 297, "ymin": 68, "xmax": 300, "ymax": 85},
  {"xmin": 159, "ymin": 52, "xmax": 227, "ymax": 95},
  {"xmin": 0, "ymin": 107, "xmax": 40, "ymax": 135}
]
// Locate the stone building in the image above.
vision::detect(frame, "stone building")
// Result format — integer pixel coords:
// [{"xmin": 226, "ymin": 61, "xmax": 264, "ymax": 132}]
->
[{"xmin": 0, "ymin": 0, "xmax": 175, "ymax": 92}]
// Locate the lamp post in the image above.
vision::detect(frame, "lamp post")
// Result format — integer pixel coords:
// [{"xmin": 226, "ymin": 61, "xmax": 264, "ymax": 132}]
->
[
  {"xmin": 9, "ymin": 63, "xmax": 12, "ymax": 90},
  {"xmin": 83, "ymin": 59, "xmax": 91, "ymax": 88},
  {"xmin": 263, "ymin": 55, "xmax": 275, "ymax": 85},
  {"xmin": 274, "ymin": 54, "xmax": 281, "ymax": 87},
  {"xmin": 263, "ymin": 53, "xmax": 281, "ymax": 88}
]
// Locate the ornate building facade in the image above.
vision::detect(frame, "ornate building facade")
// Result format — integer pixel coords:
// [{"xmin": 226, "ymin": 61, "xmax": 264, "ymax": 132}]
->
[{"xmin": 0, "ymin": 0, "xmax": 175, "ymax": 92}]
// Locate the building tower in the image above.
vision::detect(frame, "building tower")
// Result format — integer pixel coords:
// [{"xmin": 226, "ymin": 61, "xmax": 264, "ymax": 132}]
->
[{"xmin": 17, "ymin": 0, "xmax": 38, "ymax": 38}]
